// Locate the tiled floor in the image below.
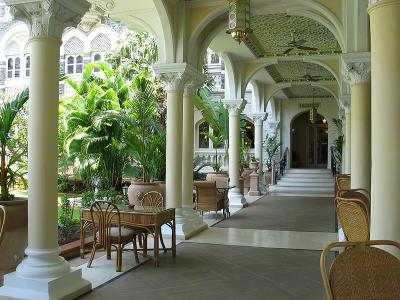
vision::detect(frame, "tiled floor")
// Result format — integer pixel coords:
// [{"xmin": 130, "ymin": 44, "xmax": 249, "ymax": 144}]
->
[
  {"xmin": 75, "ymin": 192, "xmax": 338, "ymax": 299},
  {"xmin": 80, "ymin": 243, "xmax": 334, "ymax": 300}
]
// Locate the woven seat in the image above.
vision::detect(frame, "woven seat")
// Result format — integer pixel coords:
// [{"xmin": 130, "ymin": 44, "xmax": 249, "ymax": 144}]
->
[
  {"xmin": 194, "ymin": 181, "xmax": 225, "ymax": 219},
  {"xmin": 335, "ymin": 189, "xmax": 370, "ymax": 242},
  {"xmin": 88, "ymin": 201, "xmax": 140, "ymax": 272},
  {"xmin": 321, "ymin": 240, "xmax": 400, "ymax": 300},
  {"xmin": 335, "ymin": 174, "xmax": 351, "ymax": 196}
]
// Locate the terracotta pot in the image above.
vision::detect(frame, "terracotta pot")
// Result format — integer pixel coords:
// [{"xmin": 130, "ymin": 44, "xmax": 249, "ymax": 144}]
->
[
  {"xmin": 206, "ymin": 172, "xmax": 229, "ymax": 187},
  {"xmin": 264, "ymin": 171, "xmax": 273, "ymax": 188},
  {"xmin": 154, "ymin": 181, "xmax": 166, "ymax": 199},
  {"xmin": 0, "ymin": 197, "xmax": 28, "ymax": 274},
  {"xmin": 127, "ymin": 182, "xmax": 163, "ymax": 207}
]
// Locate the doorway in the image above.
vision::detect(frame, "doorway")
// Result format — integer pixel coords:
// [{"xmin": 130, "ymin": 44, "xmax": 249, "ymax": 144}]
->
[{"xmin": 290, "ymin": 111, "xmax": 328, "ymax": 168}]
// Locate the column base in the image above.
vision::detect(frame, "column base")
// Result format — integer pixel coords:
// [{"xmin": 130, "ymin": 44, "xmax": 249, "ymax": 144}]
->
[
  {"xmin": 0, "ymin": 247, "xmax": 91, "ymax": 300},
  {"xmin": 162, "ymin": 205, "xmax": 207, "ymax": 240},
  {"xmin": 0, "ymin": 268, "xmax": 91, "ymax": 300},
  {"xmin": 228, "ymin": 188, "xmax": 248, "ymax": 208}
]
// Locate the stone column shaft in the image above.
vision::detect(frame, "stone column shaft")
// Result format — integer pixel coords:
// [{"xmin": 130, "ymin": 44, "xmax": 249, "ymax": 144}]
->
[
  {"xmin": 342, "ymin": 55, "xmax": 371, "ymax": 191},
  {"xmin": 224, "ymin": 99, "xmax": 247, "ymax": 207},
  {"xmin": 345, "ymin": 111, "xmax": 351, "ymax": 174},
  {"xmin": 369, "ymin": 0, "xmax": 400, "ymax": 250},
  {"xmin": 0, "ymin": 1, "xmax": 91, "ymax": 299}
]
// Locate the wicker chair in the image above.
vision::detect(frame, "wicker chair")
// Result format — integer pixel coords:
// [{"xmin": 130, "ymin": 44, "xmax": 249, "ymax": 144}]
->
[
  {"xmin": 87, "ymin": 201, "xmax": 142, "ymax": 272},
  {"xmin": 195, "ymin": 181, "xmax": 225, "ymax": 219},
  {"xmin": 335, "ymin": 174, "xmax": 351, "ymax": 196},
  {"xmin": 138, "ymin": 191, "xmax": 167, "ymax": 254},
  {"xmin": 335, "ymin": 189, "xmax": 370, "ymax": 242},
  {"xmin": 320, "ymin": 240, "xmax": 400, "ymax": 300},
  {"xmin": 0, "ymin": 206, "xmax": 5, "ymax": 245}
]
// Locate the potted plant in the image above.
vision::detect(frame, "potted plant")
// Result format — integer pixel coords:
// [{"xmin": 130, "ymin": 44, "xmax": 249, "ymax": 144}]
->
[
  {"xmin": 0, "ymin": 88, "xmax": 29, "ymax": 274},
  {"xmin": 263, "ymin": 135, "xmax": 282, "ymax": 187}
]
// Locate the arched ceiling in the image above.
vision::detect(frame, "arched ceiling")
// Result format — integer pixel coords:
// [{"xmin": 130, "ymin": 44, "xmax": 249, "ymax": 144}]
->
[
  {"xmin": 245, "ymin": 13, "xmax": 341, "ymax": 57},
  {"xmin": 265, "ymin": 61, "xmax": 335, "ymax": 83},
  {"xmin": 282, "ymin": 85, "xmax": 332, "ymax": 99}
]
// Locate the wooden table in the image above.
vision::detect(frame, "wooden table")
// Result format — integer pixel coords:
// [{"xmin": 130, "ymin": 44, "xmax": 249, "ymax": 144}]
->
[
  {"xmin": 80, "ymin": 206, "xmax": 176, "ymax": 267},
  {"xmin": 216, "ymin": 185, "xmax": 236, "ymax": 218}
]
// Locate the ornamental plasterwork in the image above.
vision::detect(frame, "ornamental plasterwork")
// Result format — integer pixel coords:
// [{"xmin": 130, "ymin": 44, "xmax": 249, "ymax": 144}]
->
[
  {"xmin": 251, "ymin": 113, "xmax": 268, "ymax": 126},
  {"xmin": 339, "ymin": 95, "xmax": 351, "ymax": 113},
  {"xmin": 78, "ymin": 4, "xmax": 104, "ymax": 33},
  {"xmin": 342, "ymin": 61, "xmax": 371, "ymax": 85},
  {"xmin": 88, "ymin": 0, "xmax": 115, "ymax": 12},
  {"xmin": 7, "ymin": 0, "xmax": 90, "ymax": 38},
  {"xmin": 154, "ymin": 63, "xmax": 202, "ymax": 92},
  {"xmin": 265, "ymin": 61, "xmax": 335, "ymax": 83},
  {"xmin": 283, "ymin": 85, "xmax": 332, "ymax": 99},
  {"xmin": 250, "ymin": 14, "xmax": 341, "ymax": 57},
  {"xmin": 223, "ymin": 99, "xmax": 246, "ymax": 116},
  {"xmin": 184, "ymin": 73, "xmax": 206, "ymax": 96},
  {"xmin": 157, "ymin": 72, "xmax": 189, "ymax": 91}
]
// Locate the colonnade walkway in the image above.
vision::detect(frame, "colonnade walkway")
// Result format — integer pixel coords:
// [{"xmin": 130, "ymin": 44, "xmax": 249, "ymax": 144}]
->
[{"xmin": 79, "ymin": 189, "xmax": 338, "ymax": 300}]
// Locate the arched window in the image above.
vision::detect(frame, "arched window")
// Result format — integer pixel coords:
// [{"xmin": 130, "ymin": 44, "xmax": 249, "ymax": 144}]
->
[
  {"xmin": 67, "ymin": 56, "xmax": 74, "ymax": 74},
  {"xmin": 25, "ymin": 56, "xmax": 30, "ymax": 77},
  {"xmin": 14, "ymin": 57, "xmax": 20, "ymax": 78},
  {"xmin": 7, "ymin": 58, "xmax": 13, "ymax": 78},
  {"xmin": 93, "ymin": 53, "xmax": 102, "ymax": 72},
  {"xmin": 76, "ymin": 55, "xmax": 83, "ymax": 73},
  {"xmin": 198, "ymin": 122, "xmax": 210, "ymax": 148}
]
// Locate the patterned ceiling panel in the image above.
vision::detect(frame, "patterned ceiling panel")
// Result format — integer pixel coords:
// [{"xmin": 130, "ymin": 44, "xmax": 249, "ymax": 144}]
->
[
  {"xmin": 250, "ymin": 14, "xmax": 341, "ymax": 56},
  {"xmin": 265, "ymin": 61, "xmax": 335, "ymax": 83},
  {"xmin": 283, "ymin": 85, "xmax": 332, "ymax": 99}
]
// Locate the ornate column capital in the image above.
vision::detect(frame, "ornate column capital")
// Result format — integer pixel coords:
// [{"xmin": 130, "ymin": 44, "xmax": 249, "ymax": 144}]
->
[
  {"xmin": 339, "ymin": 94, "xmax": 351, "ymax": 113},
  {"xmin": 342, "ymin": 52, "xmax": 371, "ymax": 85},
  {"xmin": 223, "ymin": 99, "xmax": 246, "ymax": 116},
  {"xmin": 338, "ymin": 108, "xmax": 346, "ymax": 121},
  {"xmin": 250, "ymin": 113, "xmax": 268, "ymax": 126},
  {"xmin": 5, "ymin": 0, "xmax": 90, "ymax": 39},
  {"xmin": 154, "ymin": 63, "xmax": 201, "ymax": 92},
  {"xmin": 184, "ymin": 72, "xmax": 206, "ymax": 96}
]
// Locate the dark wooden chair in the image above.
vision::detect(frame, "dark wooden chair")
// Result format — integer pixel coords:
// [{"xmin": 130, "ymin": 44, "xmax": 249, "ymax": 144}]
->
[
  {"xmin": 320, "ymin": 240, "xmax": 400, "ymax": 299},
  {"xmin": 194, "ymin": 181, "xmax": 225, "ymax": 219},
  {"xmin": 87, "ymin": 201, "xmax": 141, "ymax": 272}
]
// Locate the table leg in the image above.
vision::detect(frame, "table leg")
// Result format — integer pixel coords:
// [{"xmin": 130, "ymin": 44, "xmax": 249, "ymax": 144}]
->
[
  {"xmin": 172, "ymin": 220, "xmax": 176, "ymax": 258},
  {"xmin": 80, "ymin": 220, "xmax": 85, "ymax": 258},
  {"xmin": 154, "ymin": 226, "xmax": 160, "ymax": 267}
]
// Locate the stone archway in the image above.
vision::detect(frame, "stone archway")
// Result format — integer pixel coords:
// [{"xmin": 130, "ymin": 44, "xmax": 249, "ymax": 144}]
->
[{"xmin": 290, "ymin": 111, "xmax": 328, "ymax": 168}]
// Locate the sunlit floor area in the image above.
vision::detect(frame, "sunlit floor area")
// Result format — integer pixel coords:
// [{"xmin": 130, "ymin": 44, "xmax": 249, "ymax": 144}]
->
[{"xmin": 75, "ymin": 193, "xmax": 338, "ymax": 299}]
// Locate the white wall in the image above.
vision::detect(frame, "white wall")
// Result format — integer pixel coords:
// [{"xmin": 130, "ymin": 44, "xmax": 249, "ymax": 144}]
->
[{"xmin": 280, "ymin": 98, "xmax": 339, "ymax": 169}]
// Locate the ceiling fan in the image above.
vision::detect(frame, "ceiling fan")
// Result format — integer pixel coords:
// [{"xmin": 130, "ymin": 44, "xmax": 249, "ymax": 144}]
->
[{"xmin": 280, "ymin": 32, "xmax": 318, "ymax": 55}]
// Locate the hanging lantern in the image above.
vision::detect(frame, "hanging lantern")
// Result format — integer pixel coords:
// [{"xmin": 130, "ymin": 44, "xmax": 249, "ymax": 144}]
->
[
  {"xmin": 309, "ymin": 86, "xmax": 317, "ymax": 123},
  {"xmin": 226, "ymin": 0, "xmax": 253, "ymax": 44}
]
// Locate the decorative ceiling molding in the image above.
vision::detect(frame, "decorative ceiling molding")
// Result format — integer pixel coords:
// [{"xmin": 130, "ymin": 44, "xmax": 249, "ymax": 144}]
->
[
  {"xmin": 283, "ymin": 85, "xmax": 333, "ymax": 99},
  {"xmin": 265, "ymin": 61, "xmax": 335, "ymax": 83},
  {"xmin": 250, "ymin": 13, "xmax": 341, "ymax": 57}
]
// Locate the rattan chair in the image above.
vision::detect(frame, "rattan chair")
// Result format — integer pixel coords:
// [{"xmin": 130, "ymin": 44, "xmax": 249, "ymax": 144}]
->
[
  {"xmin": 138, "ymin": 191, "xmax": 167, "ymax": 254},
  {"xmin": 335, "ymin": 189, "xmax": 370, "ymax": 242},
  {"xmin": 194, "ymin": 181, "xmax": 225, "ymax": 219},
  {"xmin": 335, "ymin": 174, "xmax": 351, "ymax": 196},
  {"xmin": 87, "ymin": 201, "xmax": 141, "ymax": 272},
  {"xmin": 0, "ymin": 206, "xmax": 5, "ymax": 246},
  {"xmin": 320, "ymin": 240, "xmax": 400, "ymax": 300}
]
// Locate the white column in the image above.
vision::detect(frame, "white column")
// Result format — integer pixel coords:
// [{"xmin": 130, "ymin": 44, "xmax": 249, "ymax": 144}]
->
[
  {"xmin": 368, "ymin": 0, "xmax": 400, "ymax": 250},
  {"xmin": 342, "ymin": 54, "xmax": 371, "ymax": 191},
  {"xmin": 181, "ymin": 77, "xmax": 207, "ymax": 237},
  {"xmin": 251, "ymin": 113, "xmax": 267, "ymax": 174},
  {"xmin": 223, "ymin": 99, "xmax": 247, "ymax": 207},
  {"xmin": 340, "ymin": 95, "xmax": 351, "ymax": 174},
  {"xmin": 155, "ymin": 64, "xmax": 207, "ymax": 239},
  {"xmin": 0, "ymin": 1, "xmax": 91, "ymax": 299}
]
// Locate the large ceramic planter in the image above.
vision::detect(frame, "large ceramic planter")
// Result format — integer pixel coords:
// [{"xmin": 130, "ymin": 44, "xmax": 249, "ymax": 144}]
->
[
  {"xmin": 241, "ymin": 168, "xmax": 252, "ymax": 193},
  {"xmin": 128, "ymin": 182, "xmax": 163, "ymax": 207},
  {"xmin": 0, "ymin": 197, "xmax": 28, "ymax": 274},
  {"xmin": 154, "ymin": 181, "xmax": 166, "ymax": 199},
  {"xmin": 264, "ymin": 171, "xmax": 273, "ymax": 188},
  {"xmin": 206, "ymin": 171, "xmax": 229, "ymax": 187}
]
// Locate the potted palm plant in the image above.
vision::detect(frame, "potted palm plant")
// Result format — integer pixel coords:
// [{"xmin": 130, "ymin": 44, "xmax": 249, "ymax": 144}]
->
[
  {"xmin": 0, "ymin": 88, "xmax": 29, "ymax": 274},
  {"xmin": 263, "ymin": 135, "xmax": 282, "ymax": 187}
]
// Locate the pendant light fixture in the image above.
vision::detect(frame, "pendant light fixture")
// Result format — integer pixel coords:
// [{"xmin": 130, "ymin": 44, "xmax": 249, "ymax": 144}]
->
[
  {"xmin": 309, "ymin": 87, "xmax": 317, "ymax": 124},
  {"xmin": 226, "ymin": 0, "xmax": 253, "ymax": 44}
]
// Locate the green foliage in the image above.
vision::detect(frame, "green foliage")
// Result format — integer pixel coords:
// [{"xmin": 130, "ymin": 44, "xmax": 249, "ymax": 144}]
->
[
  {"xmin": 263, "ymin": 135, "xmax": 282, "ymax": 171},
  {"xmin": 80, "ymin": 189, "xmax": 127, "ymax": 209},
  {"xmin": 0, "ymin": 88, "xmax": 29, "ymax": 200},
  {"xmin": 193, "ymin": 156, "xmax": 210, "ymax": 180},
  {"xmin": 331, "ymin": 118, "xmax": 344, "ymax": 164},
  {"xmin": 58, "ymin": 195, "xmax": 80, "ymax": 243}
]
